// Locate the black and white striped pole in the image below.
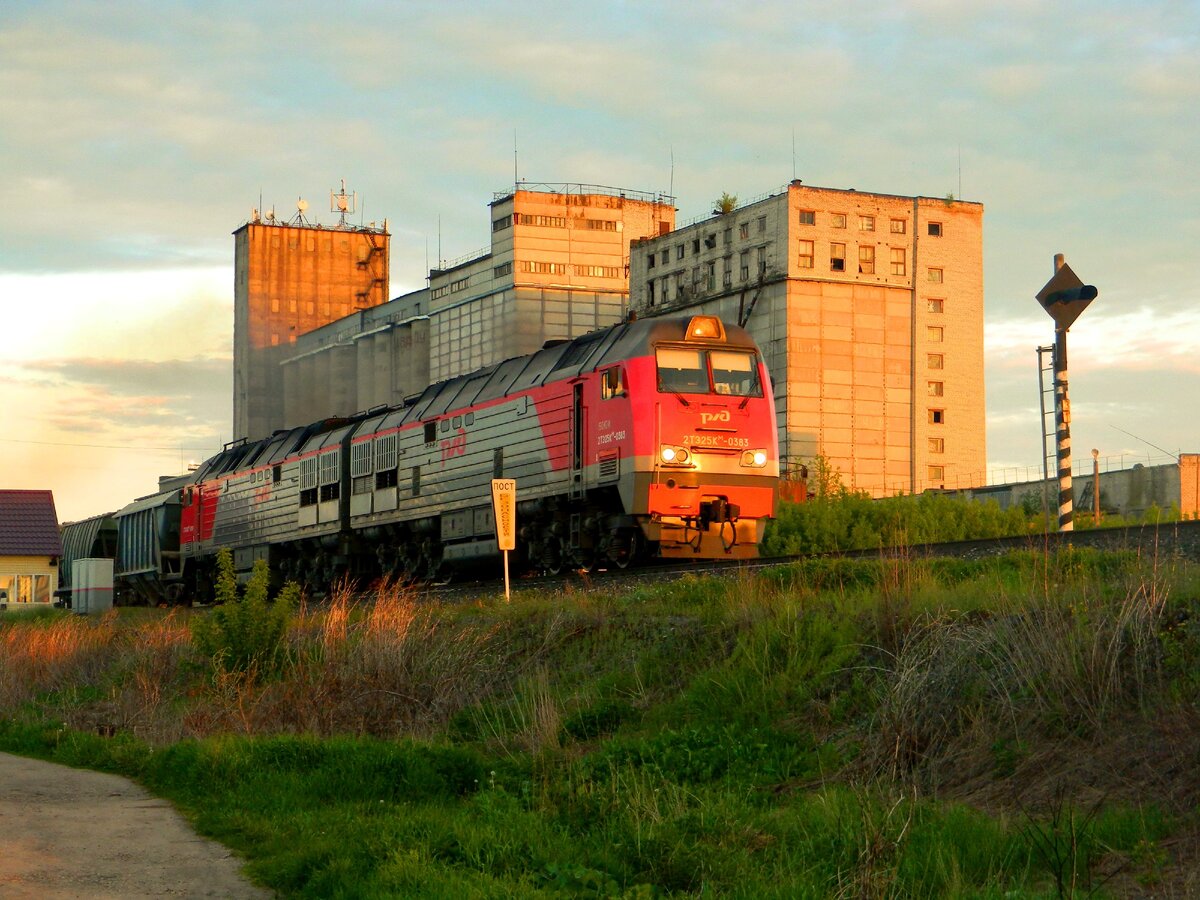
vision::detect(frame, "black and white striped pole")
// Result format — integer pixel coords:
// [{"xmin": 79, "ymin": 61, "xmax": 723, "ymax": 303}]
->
[{"xmin": 1036, "ymin": 254, "xmax": 1097, "ymax": 532}]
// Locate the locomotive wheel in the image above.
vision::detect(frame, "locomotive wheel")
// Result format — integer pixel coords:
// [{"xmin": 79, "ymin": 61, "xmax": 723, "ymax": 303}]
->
[
  {"xmin": 541, "ymin": 536, "xmax": 565, "ymax": 576},
  {"xmin": 609, "ymin": 529, "xmax": 643, "ymax": 570}
]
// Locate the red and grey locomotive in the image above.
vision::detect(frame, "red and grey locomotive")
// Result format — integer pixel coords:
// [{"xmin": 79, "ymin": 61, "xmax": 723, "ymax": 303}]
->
[{"xmin": 86, "ymin": 315, "xmax": 778, "ymax": 599}]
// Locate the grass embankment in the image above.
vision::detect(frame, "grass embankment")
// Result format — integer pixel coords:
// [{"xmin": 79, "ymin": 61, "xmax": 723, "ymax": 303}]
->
[{"xmin": 3, "ymin": 549, "xmax": 1200, "ymax": 896}]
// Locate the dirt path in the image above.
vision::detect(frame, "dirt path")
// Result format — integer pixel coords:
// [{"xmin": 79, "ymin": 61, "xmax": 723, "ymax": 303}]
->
[{"xmin": 0, "ymin": 752, "xmax": 270, "ymax": 899}]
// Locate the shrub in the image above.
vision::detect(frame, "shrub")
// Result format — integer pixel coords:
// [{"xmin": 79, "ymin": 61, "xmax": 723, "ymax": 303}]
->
[{"xmin": 192, "ymin": 549, "xmax": 296, "ymax": 679}]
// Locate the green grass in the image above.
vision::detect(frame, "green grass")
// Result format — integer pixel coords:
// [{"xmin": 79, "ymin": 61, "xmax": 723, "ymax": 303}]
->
[{"xmin": 1, "ymin": 548, "xmax": 1196, "ymax": 896}]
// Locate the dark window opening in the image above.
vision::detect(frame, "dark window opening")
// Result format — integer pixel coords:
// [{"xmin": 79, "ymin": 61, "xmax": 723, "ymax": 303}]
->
[{"xmin": 424, "ymin": 421, "xmax": 436, "ymax": 443}]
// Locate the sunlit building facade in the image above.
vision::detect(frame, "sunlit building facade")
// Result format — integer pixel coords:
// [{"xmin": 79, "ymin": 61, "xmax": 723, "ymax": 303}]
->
[{"xmin": 629, "ymin": 182, "xmax": 985, "ymax": 495}]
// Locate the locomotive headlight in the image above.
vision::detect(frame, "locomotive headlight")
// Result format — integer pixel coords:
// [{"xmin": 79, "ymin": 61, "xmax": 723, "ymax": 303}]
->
[
  {"xmin": 660, "ymin": 445, "xmax": 690, "ymax": 465},
  {"xmin": 741, "ymin": 449, "xmax": 769, "ymax": 467}
]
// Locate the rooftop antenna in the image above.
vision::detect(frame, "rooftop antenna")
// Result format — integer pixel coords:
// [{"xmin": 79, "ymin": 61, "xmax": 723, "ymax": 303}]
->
[
  {"xmin": 957, "ymin": 144, "xmax": 962, "ymax": 199},
  {"xmin": 330, "ymin": 179, "xmax": 356, "ymax": 227},
  {"xmin": 669, "ymin": 145, "xmax": 674, "ymax": 202},
  {"xmin": 437, "ymin": 215, "xmax": 442, "ymax": 269},
  {"xmin": 792, "ymin": 129, "xmax": 796, "ymax": 181},
  {"xmin": 292, "ymin": 197, "xmax": 310, "ymax": 226}
]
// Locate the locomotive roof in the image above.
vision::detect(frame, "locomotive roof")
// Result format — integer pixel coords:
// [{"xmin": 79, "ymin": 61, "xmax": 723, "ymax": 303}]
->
[{"xmin": 353, "ymin": 316, "xmax": 759, "ymax": 437}]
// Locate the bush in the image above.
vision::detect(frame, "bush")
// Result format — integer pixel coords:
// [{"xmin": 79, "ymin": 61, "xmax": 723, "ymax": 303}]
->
[{"xmin": 192, "ymin": 549, "xmax": 296, "ymax": 679}]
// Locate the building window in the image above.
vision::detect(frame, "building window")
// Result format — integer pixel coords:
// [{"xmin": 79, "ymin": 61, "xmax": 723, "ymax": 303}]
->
[
  {"xmin": 798, "ymin": 210, "xmax": 815, "ymax": 226},
  {"xmin": 830, "ymin": 242, "xmax": 846, "ymax": 272},
  {"xmin": 705, "ymin": 261, "xmax": 716, "ymax": 289},
  {"xmin": 798, "ymin": 240, "xmax": 814, "ymax": 269},
  {"xmin": 858, "ymin": 245, "xmax": 875, "ymax": 274},
  {"xmin": 519, "ymin": 260, "xmax": 569, "ymax": 275},
  {"xmin": 647, "ymin": 253, "xmax": 655, "ymax": 270},
  {"xmin": 514, "ymin": 213, "xmax": 566, "ymax": 227},
  {"xmin": 493, "ymin": 262, "xmax": 512, "ymax": 278},
  {"xmin": 929, "ymin": 437, "xmax": 944, "ymax": 454},
  {"xmin": 647, "ymin": 280, "xmax": 656, "ymax": 306},
  {"xmin": 928, "ymin": 381, "xmax": 944, "ymax": 397},
  {"xmin": 740, "ymin": 250, "xmax": 749, "ymax": 281},
  {"xmin": 575, "ymin": 265, "xmax": 619, "ymax": 278},
  {"xmin": 739, "ymin": 222, "xmax": 750, "ymax": 239},
  {"xmin": 890, "ymin": 218, "xmax": 906, "ymax": 234},
  {"xmin": 890, "ymin": 247, "xmax": 906, "ymax": 276},
  {"xmin": 492, "ymin": 214, "xmax": 512, "ymax": 232},
  {"xmin": 928, "ymin": 465, "xmax": 945, "ymax": 483},
  {"xmin": 676, "ymin": 244, "xmax": 685, "ymax": 260},
  {"xmin": 757, "ymin": 216, "xmax": 767, "ymax": 233},
  {"xmin": 927, "ymin": 325, "xmax": 944, "ymax": 342},
  {"xmin": 692, "ymin": 237, "xmax": 700, "ymax": 254},
  {"xmin": 860, "ymin": 215, "xmax": 875, "ymax": 232},
  {"xmin": 722, "ymin": 269, "xmax": 732, "ymax": 287},
  {"xmin": 661, "ymin": 249, "xmax": 669, "ymax": 265},
  {"xmin": 928, "ymin": 222, "xmax": 943, "ymax": 237},
  {"xmin": 723, "ymin": 227, "xmax": 732, "ymax": 245},
  {"xmin": 831, "ymin": 213, "xmax": 847, "ymax": 229},
  {"xmin": 927, "ymin": 298, "xmax": 944, "ymax": 313},
  {"xmin": 929, "ymin": 409, "xmax": 945, "ymax": 424},
  {"xmin": 928, "ymin": 267, "xmax": 944, "ymax": 283},
  {"xmin": 757, "ymin": 246, "xmax": 767, "ymax": 275},
  {"xmin": 584, "ymin": 219, "xmax": 617, "ymax": 231},
  {"xmin": 927, "ymin": 353, "xmax": 944, "ymax": 370}
]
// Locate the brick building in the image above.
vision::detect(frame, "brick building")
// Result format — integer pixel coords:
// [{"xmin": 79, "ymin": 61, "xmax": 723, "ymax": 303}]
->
[
  {"xmin": 233, "ymin": 215, "xmax": 390, "ymax": 440},
  {"xmin": 628, "ymin": 181, "xmax": 985, "ymax": 495}
]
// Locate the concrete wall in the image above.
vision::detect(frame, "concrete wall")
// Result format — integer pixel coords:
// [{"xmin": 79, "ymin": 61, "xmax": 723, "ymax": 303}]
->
[{"xmin": 963, "ymin": 461, "xmax": 1187, "ymax": 519}]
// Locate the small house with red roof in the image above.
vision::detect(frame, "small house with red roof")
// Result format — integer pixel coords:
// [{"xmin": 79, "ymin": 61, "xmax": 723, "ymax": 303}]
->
[{"xmin": 0, "ymin": 490, "xmax": 63, "ymax": 606}]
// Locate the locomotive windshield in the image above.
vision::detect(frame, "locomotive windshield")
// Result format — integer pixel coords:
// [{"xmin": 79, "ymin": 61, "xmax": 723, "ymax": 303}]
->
[{"xmin": 656, "ymin": 347, "xmax": 763, "ymax": 397}]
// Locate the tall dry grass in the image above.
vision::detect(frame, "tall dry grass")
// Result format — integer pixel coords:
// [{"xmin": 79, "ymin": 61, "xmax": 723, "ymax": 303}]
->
[
  {"xmin": 0, "ymin": 610, "xmax": 194, "ymax": 742},
  {"xmin": 867, "ymin": 565, "xmax": 1172, "ymax": 781},
  {"xmin": 186, "ymin": 580, "xmax": 504, "ymax": 738}
]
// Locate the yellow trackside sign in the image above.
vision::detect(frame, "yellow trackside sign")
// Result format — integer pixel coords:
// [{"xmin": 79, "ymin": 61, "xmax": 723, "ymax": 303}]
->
[{"xmin": 491, "ymin": 479, "xmax": 517, "ymax": 551}]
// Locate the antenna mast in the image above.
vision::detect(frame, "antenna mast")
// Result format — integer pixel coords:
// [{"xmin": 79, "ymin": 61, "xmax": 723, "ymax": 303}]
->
[{"xmin": 330, "ymin": 178, "xmax": 357, "ymax": 227}]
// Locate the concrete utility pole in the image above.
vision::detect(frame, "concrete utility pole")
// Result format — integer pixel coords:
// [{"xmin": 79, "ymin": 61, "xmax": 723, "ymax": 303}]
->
[
  {"xmin": 1036, "ymin": 254, "xmax": 1097, "ymax": 532},
  {"xmin": 1092, "ymin": 448, "xmax": 1101, "ymax": 524}
]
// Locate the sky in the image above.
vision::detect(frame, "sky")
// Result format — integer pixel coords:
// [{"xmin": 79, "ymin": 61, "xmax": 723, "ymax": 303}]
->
[{"xmin": 2, "ymin": 0, "xmax": 1198, "ymax": 522}]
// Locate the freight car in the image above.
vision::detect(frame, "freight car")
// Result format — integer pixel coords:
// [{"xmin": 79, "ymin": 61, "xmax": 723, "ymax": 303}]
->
[{"xmin": 97, "ymin": 315, "xmax": 779, "ymax": 602}]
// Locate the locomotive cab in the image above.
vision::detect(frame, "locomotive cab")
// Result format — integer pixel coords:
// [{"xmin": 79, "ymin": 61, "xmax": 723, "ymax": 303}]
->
[{"xmin": 634, "ymin": 316, "xmax": 779, "ymax": 559}]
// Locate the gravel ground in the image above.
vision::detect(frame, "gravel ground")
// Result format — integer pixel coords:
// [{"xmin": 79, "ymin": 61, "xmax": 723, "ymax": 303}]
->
[{"xmin": 0, "ymin": 752, "xmax": 270, "ymax": 899}]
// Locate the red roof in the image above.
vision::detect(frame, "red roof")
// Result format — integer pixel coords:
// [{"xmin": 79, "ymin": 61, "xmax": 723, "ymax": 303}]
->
[{"xmin": 0, "ymin": 490, "xmax": 63, "ymax": 557}]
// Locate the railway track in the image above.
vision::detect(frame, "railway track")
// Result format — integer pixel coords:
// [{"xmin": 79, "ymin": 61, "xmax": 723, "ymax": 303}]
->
[{"xmin": 423, "ymin": 518, "xmax": 1200, "ymax": 601}]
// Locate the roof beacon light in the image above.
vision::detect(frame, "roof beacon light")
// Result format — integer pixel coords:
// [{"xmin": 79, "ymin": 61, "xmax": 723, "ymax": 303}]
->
[{"xmin": 686, "ymin": 316, "xmax": 725, "ymax": 341}]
